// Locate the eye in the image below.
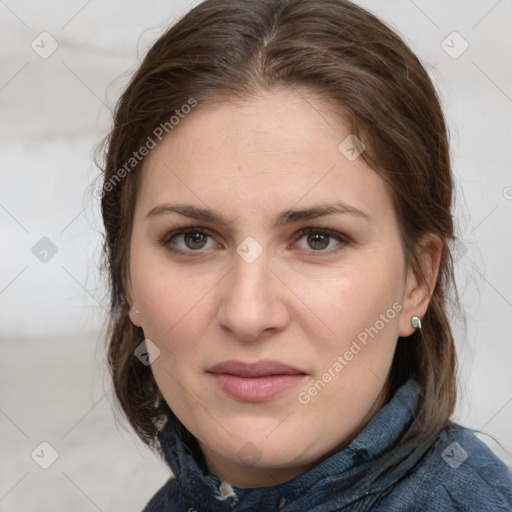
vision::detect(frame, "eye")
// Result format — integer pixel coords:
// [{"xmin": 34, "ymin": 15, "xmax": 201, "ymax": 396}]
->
[
  {"xmin": 294, "ymin": 228, "xmax": 348, "ymax": 254},
  {"xmin": 160, "ymin": 227, "xmax": 218, "ymax": 255},
  {"xmin": 159, "ymin": 226, "xmax": 350, "ymax": 257}
]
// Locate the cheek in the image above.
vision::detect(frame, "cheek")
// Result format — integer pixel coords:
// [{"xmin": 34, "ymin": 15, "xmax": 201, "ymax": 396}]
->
[
  {"xmin": 294, "ymin": 267, "xmax": 402, "ymax": 425},
  {"xmin": 129, "ymin": 235, "xmax": 218, "ymax": 341},
  {"xmin": 300, "ymin": 259, "xmax": 403, "ymax": 341},
  {"xmin": 135, "ymin": 275, "xmax": 214, "ymax": 345},
  {"xmin": 132, "ymin": 267, "xmax": 215, "ymax": 424}
]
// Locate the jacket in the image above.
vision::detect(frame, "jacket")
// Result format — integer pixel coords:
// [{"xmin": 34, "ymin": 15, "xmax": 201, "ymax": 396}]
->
[{"xmin": 142, "ymin": 379, "xmax": 512, "ymax": 511}]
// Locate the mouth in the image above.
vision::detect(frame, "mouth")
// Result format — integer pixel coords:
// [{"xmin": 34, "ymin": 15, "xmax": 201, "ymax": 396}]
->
[{"xmin": 206, "ymin": 360, "xmax": 307, "ymax": 401}]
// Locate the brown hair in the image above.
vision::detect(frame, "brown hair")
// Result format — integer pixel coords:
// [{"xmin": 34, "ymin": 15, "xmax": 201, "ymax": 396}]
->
[{"xmin": 99, "ymin": 0, "xmax": 458, "ymax": 448}]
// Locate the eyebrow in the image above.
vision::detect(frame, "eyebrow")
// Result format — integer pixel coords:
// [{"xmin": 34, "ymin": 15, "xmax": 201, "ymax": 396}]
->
[{"xmin": 145, "ymin": 201, "xmax": 371, "ymax": 227}]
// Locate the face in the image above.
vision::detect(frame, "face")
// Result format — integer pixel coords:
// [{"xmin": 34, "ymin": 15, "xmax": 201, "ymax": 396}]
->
[{"xmin": 127, "ymin": 88, "xmax": 428, "ymax": 487}]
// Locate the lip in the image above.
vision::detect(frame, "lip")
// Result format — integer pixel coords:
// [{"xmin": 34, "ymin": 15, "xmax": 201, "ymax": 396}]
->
[
  {"xmin": 207, "ymin": 360, "xmax": 307, "ymax": 401},
  {"xmin": 207, "ymin": 359, "xmax": 304, "ymax": 377}
]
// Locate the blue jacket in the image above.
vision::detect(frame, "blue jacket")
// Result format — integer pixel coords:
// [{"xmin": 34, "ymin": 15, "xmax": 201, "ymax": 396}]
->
[{"xmin": 142, "ymin": 379, "xmax": 512, "ymax": 511}]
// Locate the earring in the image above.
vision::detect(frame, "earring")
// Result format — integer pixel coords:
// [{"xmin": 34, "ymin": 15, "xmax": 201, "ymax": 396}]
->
[
  {"xmin": 411, "ymin": 315, "xmax": 422, "ymax": 330},
  {"xmin": 130, "ymin": 307, "xmax": 139, "ymax": 314}
]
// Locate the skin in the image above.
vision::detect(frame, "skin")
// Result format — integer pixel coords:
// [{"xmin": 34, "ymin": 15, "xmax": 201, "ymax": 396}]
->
[{"xmin": 127, "ymin": 87, "xmax": 441, "ymax": 487}]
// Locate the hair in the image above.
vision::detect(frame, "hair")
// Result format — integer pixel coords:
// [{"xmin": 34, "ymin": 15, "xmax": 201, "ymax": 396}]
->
[{"xmin": 99, "ymin": 0, "xmax": 458, "ymax": 449}]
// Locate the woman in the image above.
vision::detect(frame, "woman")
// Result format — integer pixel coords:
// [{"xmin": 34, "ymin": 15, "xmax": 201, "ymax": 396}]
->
[{"xmin": 98, "ymin": 0, "xmax": 512, "ymax": 510}]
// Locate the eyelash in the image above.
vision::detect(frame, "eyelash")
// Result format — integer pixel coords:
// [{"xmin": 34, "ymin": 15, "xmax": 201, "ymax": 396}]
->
[{"xmin": 158, "ymin": 226, "xmax": 350, "ymax": 258}]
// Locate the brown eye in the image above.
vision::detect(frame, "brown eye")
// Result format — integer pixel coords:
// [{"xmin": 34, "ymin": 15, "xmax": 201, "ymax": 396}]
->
[
  {"xmin": 161, "ymin": 227, "xmax": 217, "ymax": 256},
  {"xmin": 183, "ymin": 231, "xmax": 209, "ymax": 250},
  {"xmin": 295, "ymin": 228, "xmax": 349, "ymax": 254},
  {"xmin": 307, "ymin": 232, "xmax": 330, "ymax": 251}
]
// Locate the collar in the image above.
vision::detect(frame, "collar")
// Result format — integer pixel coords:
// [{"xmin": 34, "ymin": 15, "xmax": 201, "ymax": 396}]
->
[{"xmin": 157, "ymin": 379, "xmax": 436, "ymax": 512}]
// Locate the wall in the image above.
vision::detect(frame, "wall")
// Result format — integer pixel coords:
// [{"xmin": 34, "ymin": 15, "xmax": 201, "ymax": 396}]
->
[{"xmin": 1, "ymin": 0, "xmax": 511, "ymax": 509}]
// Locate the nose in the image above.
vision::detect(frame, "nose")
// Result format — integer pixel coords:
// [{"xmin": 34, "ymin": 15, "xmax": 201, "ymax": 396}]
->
[{"xmin": 217, "ymin": 249, "xmax": 290, "ymax": 342}]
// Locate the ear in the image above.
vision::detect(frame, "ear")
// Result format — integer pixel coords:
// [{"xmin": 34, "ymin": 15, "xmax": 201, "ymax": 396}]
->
[
  {"xmin": 128, "ymin": 305, "xmax": 142, "ymax": 327},
  {"xmin": 126, "ymin": 278, "xmax": 142, "ymax": 328},
  {"xmin": 398, "ymin": 233, "xmax": 443, "ymax": 337}
]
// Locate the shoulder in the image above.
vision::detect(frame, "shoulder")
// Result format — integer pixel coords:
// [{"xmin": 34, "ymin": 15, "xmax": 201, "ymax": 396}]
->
[
  {"xmin": 431, "ymin": 423, "xmax": 512, "ymax": 506},
  {"xmin": 141, "ymin": 476, "xmax": 188, "ymax": 512},
  {"xmin": 379, "ymin": 422, "xmax": 512, "ymax": 511}
]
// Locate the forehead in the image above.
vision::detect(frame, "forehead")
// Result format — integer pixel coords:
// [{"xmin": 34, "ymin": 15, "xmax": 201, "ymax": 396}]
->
[{"xmin": 136, "ymin": 88, "xmax": 394, "ymax": 226}]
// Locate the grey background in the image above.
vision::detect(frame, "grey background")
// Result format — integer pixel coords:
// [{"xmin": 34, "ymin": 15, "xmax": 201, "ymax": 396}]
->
[{"xmin": 1, "ymin": 0, "xmax": 511, "ymax": 510}]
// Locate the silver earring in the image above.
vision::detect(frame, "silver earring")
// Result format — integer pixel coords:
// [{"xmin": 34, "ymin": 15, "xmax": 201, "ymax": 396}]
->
[
  {"xmin": 411, "ymin": 315, "xmax": 422, "ymax": 330},
  {"xmin": 131, "ymin": 307, "xmax": 139, "ymax": 314}
]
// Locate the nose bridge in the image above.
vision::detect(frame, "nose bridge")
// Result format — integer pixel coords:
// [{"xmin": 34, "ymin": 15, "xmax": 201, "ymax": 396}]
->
[
  {"xmin": 218, "ymin": 243, "xmax": 288, "ymax": 341},
  {"xmin": 232, "ymin": 248, "xmax": 270, "ymax": 300}
]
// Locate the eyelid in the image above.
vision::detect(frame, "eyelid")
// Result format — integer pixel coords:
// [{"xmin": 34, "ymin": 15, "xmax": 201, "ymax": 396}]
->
[
  {"xmin": 159, "ymin": 225, "xmax": 350, "ymax": 257},
  {"xmin": 295, "ymin": 227, "xmax": 351, "ymax": 244},
  {"xmin": 160, "ymin": 225, "xmax": 215, "ymax": 245},
  {"xmin": 158, "ymin": 226, "xmax": 219, "ymax": 257},
  {"xmin": 291, "ymin": 227, "xmax": 350, "ymax": 256}
]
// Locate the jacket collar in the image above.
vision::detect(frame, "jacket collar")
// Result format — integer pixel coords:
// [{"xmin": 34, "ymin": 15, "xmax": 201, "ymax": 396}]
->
[{"xmin": 157, "ymin": 379, "xmax": 436, "ymax": 512}]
